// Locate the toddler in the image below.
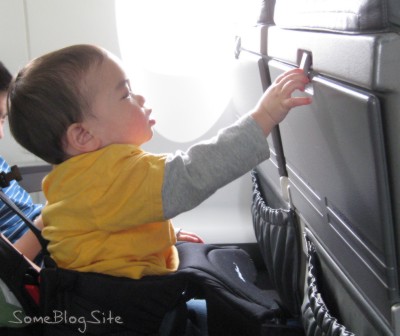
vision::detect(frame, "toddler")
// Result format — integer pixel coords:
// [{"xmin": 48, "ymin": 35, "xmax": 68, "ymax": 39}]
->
[{"xmin": 7, "ymin": 44, "xmax": 311, "ymax": 279}]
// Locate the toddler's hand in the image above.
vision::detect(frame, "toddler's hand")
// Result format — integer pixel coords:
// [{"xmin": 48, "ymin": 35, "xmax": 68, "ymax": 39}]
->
[
  {"xmin": 251, "ymin": 68, "xmax": 312, "ymax": 135},
  {"xmin": 176, "ymin": 229, "xmax": 204, "ymax": 243}
]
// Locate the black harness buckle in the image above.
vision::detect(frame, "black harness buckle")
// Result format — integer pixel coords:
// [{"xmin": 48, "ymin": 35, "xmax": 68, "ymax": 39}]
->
[{"xmin": 0, "ymin": 165, "xmax": 22, "ymax": 188}]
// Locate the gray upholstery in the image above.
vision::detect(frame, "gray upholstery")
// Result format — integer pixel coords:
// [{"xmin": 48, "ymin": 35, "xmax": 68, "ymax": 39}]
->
[{"xmin": 274, "ymin": 0, "xmax": 400, "ymax": 32}]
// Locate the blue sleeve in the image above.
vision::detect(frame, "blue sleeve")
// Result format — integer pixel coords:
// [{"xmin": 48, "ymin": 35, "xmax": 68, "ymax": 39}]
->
[{"xmin": 0, "ymin": 157, "xmax": 43, "ymax": 243}]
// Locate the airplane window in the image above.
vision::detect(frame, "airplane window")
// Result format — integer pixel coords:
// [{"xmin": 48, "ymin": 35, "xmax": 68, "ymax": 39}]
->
[{"xmin": 115, "ymin": 0, "xmax": 258, "ymax": 142}]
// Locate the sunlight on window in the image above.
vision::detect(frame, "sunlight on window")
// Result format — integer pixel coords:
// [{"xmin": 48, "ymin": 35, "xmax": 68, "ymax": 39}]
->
[{"xmin": 115, "ymin": 0, "xmax": 255, "ymax": 142}]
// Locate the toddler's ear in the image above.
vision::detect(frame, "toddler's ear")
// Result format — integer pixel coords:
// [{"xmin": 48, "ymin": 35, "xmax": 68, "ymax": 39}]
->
[{"xmin": 65, "ymin": 123, "xmax": 100, "ymax": 155}]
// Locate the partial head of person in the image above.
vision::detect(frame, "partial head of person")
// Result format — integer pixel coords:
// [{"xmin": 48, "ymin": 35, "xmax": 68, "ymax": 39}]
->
[
  {"xmin": 8, "ymin": 44, "xmax": 154, "ymax": 165},
  {"xmin": 0, "ymin": 61, "xmax": 12, "ymax": 139}
]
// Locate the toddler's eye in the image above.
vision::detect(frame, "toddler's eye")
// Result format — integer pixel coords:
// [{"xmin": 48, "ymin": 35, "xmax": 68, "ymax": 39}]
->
[{"xmin": 122, "ymin": 90, "xmax": 133, "ymax": 100}]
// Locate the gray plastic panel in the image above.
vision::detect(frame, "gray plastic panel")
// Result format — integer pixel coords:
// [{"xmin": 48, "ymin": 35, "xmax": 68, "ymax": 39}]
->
[
  {"xmin": 305, "ymin": 228, "xmax": 391, "ymax": 335},
  {"xmin": 269, "ymin": 60, "xmax": 397, "ymax": 329},
  {"xmin": 267, "ymin": 27, "xmax": 400, "ymax": 91}
]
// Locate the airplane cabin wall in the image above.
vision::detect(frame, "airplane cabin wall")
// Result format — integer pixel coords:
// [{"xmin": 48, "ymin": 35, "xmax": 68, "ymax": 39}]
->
[
  {"xmin": 0, "ymin": 0, "xmax": 121, "ymax": 165},
  {"xmin": 0, "ymin": 0, "xmax": 259, "ymax": 244}
]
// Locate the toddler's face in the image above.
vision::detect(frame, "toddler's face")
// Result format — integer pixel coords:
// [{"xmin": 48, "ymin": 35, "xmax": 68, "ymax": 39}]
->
[{"xmin": 82, "ymin": 53, "xmax": 155, "ymax": 148}]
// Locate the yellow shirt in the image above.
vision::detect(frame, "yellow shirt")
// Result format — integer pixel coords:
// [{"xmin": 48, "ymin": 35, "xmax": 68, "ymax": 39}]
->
[{"xmin": 42, "ymin": 144, "xmax": 178, "ymax": 279}]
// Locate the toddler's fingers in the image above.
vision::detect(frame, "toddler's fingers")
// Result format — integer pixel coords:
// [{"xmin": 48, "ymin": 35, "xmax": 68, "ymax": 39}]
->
[
  {"xmin": 275, "ymin": 68, "xmax": 308, "ymax": 84},
  {"xmin": 284, "ymin": 96, "xmax": 312, "ymax": 109},
  {"xmin": 281, "ymin": 79, "xmax": 309, "ymax": 97}
]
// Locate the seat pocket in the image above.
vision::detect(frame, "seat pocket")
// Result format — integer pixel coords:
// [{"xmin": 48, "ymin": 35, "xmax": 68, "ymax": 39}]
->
[{"xmin": 302, "ymin": 235, "xmax": 355, "ymax": 336}]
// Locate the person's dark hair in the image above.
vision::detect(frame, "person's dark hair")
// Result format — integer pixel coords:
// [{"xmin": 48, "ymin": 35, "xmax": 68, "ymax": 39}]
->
[
  {"xmin": 0, "ymin": 61, "xmax": 12, "ymax": 92},
  {"xmin": 8, "ymin": 44, "xmax": 106, "ymax": 164}
]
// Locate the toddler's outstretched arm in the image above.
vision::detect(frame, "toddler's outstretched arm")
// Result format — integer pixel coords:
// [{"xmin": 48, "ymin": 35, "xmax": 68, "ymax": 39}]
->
[
  {"xmin": 163, "ymin": 68, "xmax": 312, "ymax": 219},
  {"xmin": 251, "ymin": 68, "xmax": 312, "ymax": 136}
]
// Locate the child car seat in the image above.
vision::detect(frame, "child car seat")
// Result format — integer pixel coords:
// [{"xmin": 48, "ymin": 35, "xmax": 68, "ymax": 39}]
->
[{"xmin": 0, "ymin": 166, "xmax": 305, "ymax": 336}]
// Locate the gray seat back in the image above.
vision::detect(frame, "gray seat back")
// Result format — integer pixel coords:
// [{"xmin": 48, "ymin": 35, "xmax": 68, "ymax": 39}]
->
[
  {"xmin": 236, "ymin": 0, "xmax": 400, "ymax": 334},
  {"xmin": 265, "ymin": 0, "xmax": 400, "ymax": 335}
]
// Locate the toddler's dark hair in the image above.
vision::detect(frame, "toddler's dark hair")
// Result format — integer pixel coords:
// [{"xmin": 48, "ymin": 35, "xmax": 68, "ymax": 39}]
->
[{"xmin": 8, "ymin": 44, "xmax": 106, "ymax": 164}]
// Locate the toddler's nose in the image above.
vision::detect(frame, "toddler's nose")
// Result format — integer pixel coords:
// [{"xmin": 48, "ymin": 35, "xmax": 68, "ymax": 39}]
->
[{"xmin": 135, "ymin": 95, "xmax": 146, "ymax": 107}]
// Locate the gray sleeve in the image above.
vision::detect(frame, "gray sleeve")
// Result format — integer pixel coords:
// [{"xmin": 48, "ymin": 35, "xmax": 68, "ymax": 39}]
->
[{"xmin": 162, "ymin": 115, "xmax": 270, "ymax": 219}]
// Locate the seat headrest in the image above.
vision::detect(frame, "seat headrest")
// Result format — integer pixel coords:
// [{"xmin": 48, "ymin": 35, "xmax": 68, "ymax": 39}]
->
[{"xmin": 270, "ymin": 0, "xmax": 400, "ymax": 33}]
